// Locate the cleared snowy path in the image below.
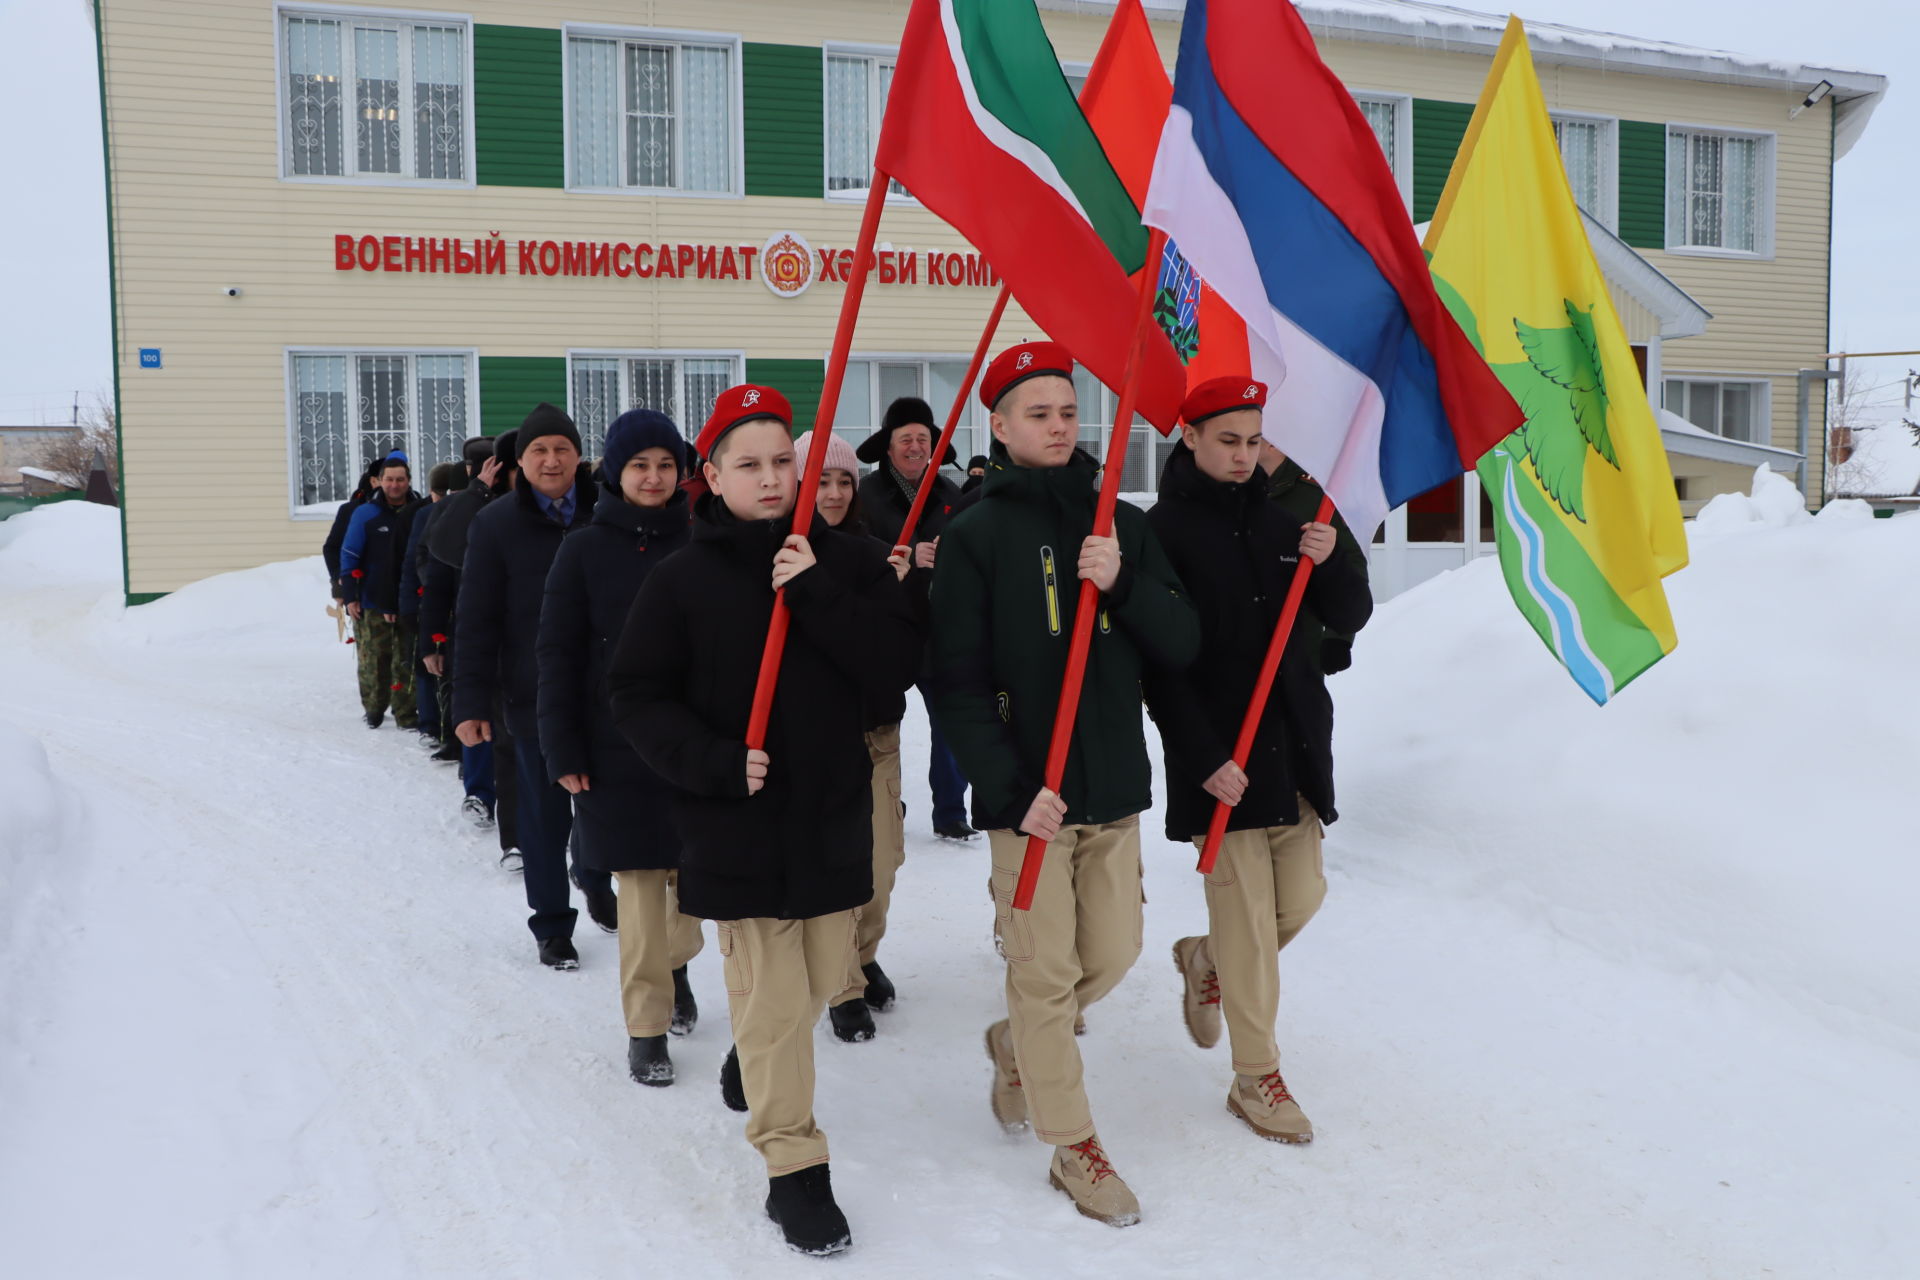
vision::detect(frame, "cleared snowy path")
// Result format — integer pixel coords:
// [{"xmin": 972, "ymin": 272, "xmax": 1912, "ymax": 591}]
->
[{"xmin": 2, "ymin": 499, "xmax": 1916, "ymax": 1278}]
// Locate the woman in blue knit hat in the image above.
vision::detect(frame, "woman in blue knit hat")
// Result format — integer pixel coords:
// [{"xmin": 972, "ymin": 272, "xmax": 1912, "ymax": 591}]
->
[{"xmin": 535, "ymin": 408, "xmax": 704, "ymax": 1086}]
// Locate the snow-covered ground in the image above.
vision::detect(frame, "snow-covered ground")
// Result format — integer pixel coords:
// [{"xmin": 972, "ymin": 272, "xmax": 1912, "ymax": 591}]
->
[{"xmin": 2, "ymin": 477, "xmax": 1917, "ymax": 1278}]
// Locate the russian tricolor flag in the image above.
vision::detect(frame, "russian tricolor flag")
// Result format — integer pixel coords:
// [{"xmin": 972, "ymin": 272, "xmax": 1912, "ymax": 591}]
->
[{"xmin": 1143, "ymin": 0, "xmax": 1521, "ymax": 539}]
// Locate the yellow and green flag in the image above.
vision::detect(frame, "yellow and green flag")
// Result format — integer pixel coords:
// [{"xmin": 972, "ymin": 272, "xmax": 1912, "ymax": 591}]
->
[{"xmin": 1424, "ymin": 16, "xmax": 1686, "ymax": 704}]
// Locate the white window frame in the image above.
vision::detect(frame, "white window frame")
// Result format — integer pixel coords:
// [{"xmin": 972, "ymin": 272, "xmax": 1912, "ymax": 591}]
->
[
  {"xmin": 1663, "ymin": 122, "xmax": 1776, "ymax": 259},
  {"xmin": 823, "ymin": 44, "xmax": 913, "ymax": 203},
  {"xmin": 1549, "ymin": 111, "xmax": 1618, "ymax": 232},
  {"xmin": 1661, "ymin": 373, "xmax": 1774, "ymax": 445},
  {"xmin": 1350, "ymin": 91, "xmax": 1414, "ymax": 211},
  {"xmin": 284, "ymin": 346, "xmax": 478, "ymax": 519},
  {"xmin": 274, "ymin": 4, "xmax": 476, "ymax": 187},
  {"xmin": 564, "ymin": 350, "xmax": 745, "ymax": 454},
  {"xmin": 840, "ymin": 354, "xmax": 993, "ymax": 465},
  {"xmin": 1060, "ymin": 59, "xmax": 1092, "ymax": 101},
  {"xmin": 562, "ymin": 25, "xmax": 745, "ymax": 198}
]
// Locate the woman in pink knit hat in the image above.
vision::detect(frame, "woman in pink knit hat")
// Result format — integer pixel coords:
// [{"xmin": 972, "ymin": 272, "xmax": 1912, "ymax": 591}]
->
[{"xmin": 794, "ymin": 430, "xmax": 916, "ymax": 1046}]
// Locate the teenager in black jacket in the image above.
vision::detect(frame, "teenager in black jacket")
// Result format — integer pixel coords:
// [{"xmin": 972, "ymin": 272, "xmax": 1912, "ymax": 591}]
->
[
  {"xmin": 607, "ymin": 387, "xmax": 918, "ymax": 1257},
  {"xmin": 536, "ymin": 409, "xmax": 703, "ymax": 1087},
  {"xmin": 454, "ymin": 406, "xmax": 611, "ymax": 969},
  {"xmin": 1140, "ymin": 378, "xmax": 1372, "ymax": 1147}
]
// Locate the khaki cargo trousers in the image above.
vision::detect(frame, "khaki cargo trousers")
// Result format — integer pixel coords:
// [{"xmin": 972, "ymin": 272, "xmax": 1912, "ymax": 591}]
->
[
  {"xmin": 1193, "ymin": 800, "xmax": 1328, "ymax": 1076},
  {"xmin": 988, "ymin": 816, "xmax": 1144, "ymax": 1147},
  {"xmin": 718, "ymin": 911, "xmax": 859, "ymax": 1174},
  {"xmin": 613, "ymin": 869, "xmax": 705, "ymax": 1037},
  {"xmin": 832, "ymin": 724, "xmax": 906, "ymax": 1008}
]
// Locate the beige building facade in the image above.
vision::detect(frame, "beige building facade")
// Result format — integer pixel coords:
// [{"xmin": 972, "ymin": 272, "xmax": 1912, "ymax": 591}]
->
[{"xmin": 92, "ymin": 0, "xmax": 1885, "ymax": 601}]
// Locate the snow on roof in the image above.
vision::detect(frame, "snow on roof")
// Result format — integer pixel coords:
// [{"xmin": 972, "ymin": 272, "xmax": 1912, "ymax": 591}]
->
[
  {"xmin": 18, "ymin": 466, "xmax": 67, "ymax": 483},
  {"xmin": 1045, "ymin": 0, "xmax": 1888, "ymax": 156}
]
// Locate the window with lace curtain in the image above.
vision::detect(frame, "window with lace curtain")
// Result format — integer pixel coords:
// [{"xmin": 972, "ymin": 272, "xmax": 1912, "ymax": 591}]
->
[
  {"xmin": 1665, "ymin": 127, "xmax": 1771, "ymax": 254},
  {"xmin": 288, "ymin": 351, "xmax": 473, "ymax": 513},
  {"xmin": 825, "ymin": 51, "xmax": 910, "ymax": 198},
  {"xmin": 1351, "ymin": 93, "xmax": 1411, "ymax": 208},
  {"xmin": 1550, "ymin": 114, "xmax": 1617, "ymax": 229},
  {"xmin": 839, "ymin": 358, "xmax": 982, "ymax": 464},
  {"xmin": 566, "ymin": 354, "xmax": 741, "ymax": 458},
  {"xmin": 281, "ymin": 10, "xmax": 469, "ymax": 182},
  {"xmin": 1071, "ymin": 369, "xmax": 1169, "ymax": 497},
  {"xmin": 567, "ymin": 32, "xmax": 737, "ymax": 194}
]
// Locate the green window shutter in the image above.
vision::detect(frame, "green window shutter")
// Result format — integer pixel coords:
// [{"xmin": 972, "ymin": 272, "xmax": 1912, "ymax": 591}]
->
[
  {"xmin": 745, "ymin": 358, "xmax": 826, "ymax": 430},
  {"xmin": 1617, "ymin": 120, "xmax": 1667, "ymax": 250},
  {"xmin": 1411, "ymin": 99, "xmax": 1474, "ymax": 223},
  {"xmin": 480, "ymin": 356, "xmax": 569, "ymax": 435},
  {"xmin": 743, "ymin": 43, "xmax": 823, "ymax": 198},
  {"xmin": 474, "ymin": 25, "xmax": 564, "ymax": 188}
]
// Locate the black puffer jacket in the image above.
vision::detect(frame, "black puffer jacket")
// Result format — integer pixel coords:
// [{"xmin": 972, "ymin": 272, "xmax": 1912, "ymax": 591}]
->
[
  {"xmin": 1142, "ymin": 443, "xmax": 1372, "ymax": 838},
  {"xmin": 607, "ymin": 496, "xmax": 920, "ymax": 921},
  {"xmin": 452, "ymin": 467, "xmax": 599, "ymax": 739},
  {"xmin": 536, "ymin": 484, "xmax": 691, "ymax": 873}
]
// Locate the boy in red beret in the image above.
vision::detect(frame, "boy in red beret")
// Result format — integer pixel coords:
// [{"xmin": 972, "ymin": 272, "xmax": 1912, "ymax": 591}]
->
[
  {"xmin": 1141, "ymin": 376, "xmax": 1372, "ymax": 1144},
  {"xmin": 607, "ymin": 387, "xmax": 919, "ymax": 1257},
  {"xmin": 927, "ymin": 342, "xmax": 1199, "ymax": 1227}
]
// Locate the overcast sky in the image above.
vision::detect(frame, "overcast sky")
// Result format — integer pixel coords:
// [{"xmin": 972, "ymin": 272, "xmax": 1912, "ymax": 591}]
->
[{"xmin": 1, "ymin": 0, "xmax": 1913, "ymax": 428}]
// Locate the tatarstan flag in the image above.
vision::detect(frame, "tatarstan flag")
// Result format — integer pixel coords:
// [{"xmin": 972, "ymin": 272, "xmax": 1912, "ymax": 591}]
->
[
  {"xmin": 1079, "ymin": 0, "xmax": 1250, "ymax": 390},
  {"xmin": 1426, "ymin": 18, "xmax": 1685, "ymax": 702},
  {"xmin": 876, "ymin": 0, "xmax": 1186, "ymax": 431}
]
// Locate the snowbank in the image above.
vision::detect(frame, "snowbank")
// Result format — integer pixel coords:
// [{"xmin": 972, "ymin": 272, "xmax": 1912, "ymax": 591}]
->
[
  {"xmin": 107, "ymin": 555, "xmax": 340, "ymax": 654},
  {"xmin": 1338, "ymin": 467, "xmax": 1920, "ymax": 1051},
  {"xmin": 0, "ymin": 498, "xmax": 120, "ymax": 590}
]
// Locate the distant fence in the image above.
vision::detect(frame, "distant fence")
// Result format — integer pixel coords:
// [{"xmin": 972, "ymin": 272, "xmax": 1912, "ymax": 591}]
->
[{"xmin": 0, "ymin": 490, "xmax": 85, "ymax": 522}]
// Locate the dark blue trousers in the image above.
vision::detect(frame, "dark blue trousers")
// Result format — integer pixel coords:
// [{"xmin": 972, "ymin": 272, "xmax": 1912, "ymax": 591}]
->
[
  {"xmin": 922, "ymin": 688, "xmax": 970, "ymax": 830},
  {"xmin": 514, "ymin": 738, "xmax": 578, "ymax": 941}
]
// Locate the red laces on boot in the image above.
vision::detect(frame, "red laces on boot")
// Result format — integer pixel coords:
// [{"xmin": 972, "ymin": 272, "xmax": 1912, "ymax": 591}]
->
[
  {"xmin": 1069, "ymin": 1137, "xmax": 1116, "ymax": 1183},
  {"xmin": 1200, "ymin": 969, "xmax": 1222, "ymax": 1007},
  {"xmin": 1256, "ymin": 1072, "xmax": 1296, "ymax": 1107}
]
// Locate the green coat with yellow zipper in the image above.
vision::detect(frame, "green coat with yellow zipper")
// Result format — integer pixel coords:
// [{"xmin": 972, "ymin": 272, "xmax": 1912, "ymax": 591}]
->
[{"xmin": 927, "ymin": 444, "xmax": 1200, "ymax": 833}]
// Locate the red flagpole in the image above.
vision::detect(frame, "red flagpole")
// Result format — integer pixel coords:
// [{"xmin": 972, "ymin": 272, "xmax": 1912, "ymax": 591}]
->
[
  {"xmin": 1196, "ymin": 492, "xmax": 1337, "ymax": 874},
  {"xmin": 1012, "ymin": 229, "xmax": 1166, "ymax": 912},
  {"xmin": 745, "ymin": 169, "xmax": 891, "ymax": 750},
  {"xmin": 893, "ymin": 283, "xmax": 1011, "ymax": 552}
]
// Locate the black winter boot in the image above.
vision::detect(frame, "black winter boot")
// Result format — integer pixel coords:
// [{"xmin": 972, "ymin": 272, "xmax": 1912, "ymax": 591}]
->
[
  {"xmin": 670, "ymin": 966, "xmax": 698, "ymax": 1037},
  {"xmin": 719, "ymin": 1044, "xmax": 748, "ymax": 1112},
  {"xmin": 578, "ymin": 878, "xmax": 618, "ymax": 934},
  {"xmin": 364, "ymin": 709, "xmax": 384, "ymax": 729},
  {"xmin": 829, "ymin": 999, "xmax": 876, "ymax": 1043},
  {"xmin": 627, "ymin": 1035, "xmax": 673, "ymax": 1087},
  {"xmin": 860, "ymin": 962, "xmax": 895, "ymax": 1012},
  {"xmin": 765, "ymin": 1164, "xmax": 852, "ymax": 1257},
  {"xmin": 537, "ymin": 937, "xmax": 579, "ymax": 970}
]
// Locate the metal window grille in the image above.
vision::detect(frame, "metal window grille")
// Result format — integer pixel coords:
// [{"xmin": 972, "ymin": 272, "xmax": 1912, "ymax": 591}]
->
[
  {"xmin": 1552, "ymin": 117, "xmax": 1604, "ymax": 219},
  {"xmin": 292, "ymin": 352, "xmax": 471, "ymax": 508},
  {"xmin": 282, "ymin": 12, "xmax": 466, "ymax": 181},
  {"xmin": 1667, "ymin": 129, "xmax": 1760, "ymax": 252},
  {"xmin": 570, "ymin": 36, "xmax": 731, "ymax": 192},
  {"xmin": 1356, "ymin": 98, "xmax": 1397, "ymax": 174},
  {"xmin": 569, "ymin": 356, "xmax": 743, "ymax": 457}
]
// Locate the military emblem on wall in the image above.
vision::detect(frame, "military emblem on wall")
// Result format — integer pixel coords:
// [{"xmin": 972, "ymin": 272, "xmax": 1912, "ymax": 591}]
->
[{"xmin": 761, "ymin": 231, "xmax": 816, "ymax": 299}]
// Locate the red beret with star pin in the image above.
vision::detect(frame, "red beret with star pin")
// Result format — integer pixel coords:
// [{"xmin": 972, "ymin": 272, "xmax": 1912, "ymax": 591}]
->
[
  {"xmin": 696, "ymin": 384, "xmax": 793, "ymax": 460},
  {"xmin": 1181, "ymin": 376, "xmax": 1268, "ymax": 427},
  {"xmin": 979, "ymin": 341, "xmax": 1077, "ymax": 411}
]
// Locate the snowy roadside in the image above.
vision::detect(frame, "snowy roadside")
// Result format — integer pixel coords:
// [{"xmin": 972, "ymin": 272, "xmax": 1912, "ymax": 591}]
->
[{"xmin": 0, "ymin": 487, "xmax": 1916, "ymax": 1278}]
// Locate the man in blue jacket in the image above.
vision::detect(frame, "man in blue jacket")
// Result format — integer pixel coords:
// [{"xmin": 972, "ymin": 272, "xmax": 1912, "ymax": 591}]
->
[{"xmin": 339, "ymin": 451, "xmax": 425, "ymax": 729}]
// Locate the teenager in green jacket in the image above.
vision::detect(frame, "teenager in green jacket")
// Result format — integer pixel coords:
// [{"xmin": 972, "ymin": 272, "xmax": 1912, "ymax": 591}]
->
[{"xmin": 928, "ymin": 341, "xmax": 1199, "ymax": 1228}]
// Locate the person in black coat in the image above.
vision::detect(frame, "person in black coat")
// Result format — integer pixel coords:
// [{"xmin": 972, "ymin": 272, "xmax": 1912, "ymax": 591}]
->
[
  {"xmin": 855, "ymin": 396, "xmax": 976, "ymax": 841},
  {"xmin": 1139, "ymin": 377, "xmax": 1372, "ymax": 1148},
  {"xmin": 402, "ymin": 461, "xmax": 464, "ymax": 748},
  {"xmin": 454, "ymin": 406, "xmax": 611, "ymax": 968},
  {"xmin": 537, "ymin": 409, "xmax": 704, "ymax": 1086},
  {"xmin": 607, "ymin": 386, "xmax": 919, "ymax": 1257},
  {"xmin": 425, "ymin": 436, "xmax": 517, "ymax": 851}
]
